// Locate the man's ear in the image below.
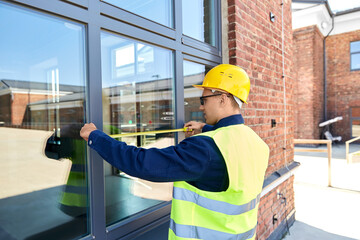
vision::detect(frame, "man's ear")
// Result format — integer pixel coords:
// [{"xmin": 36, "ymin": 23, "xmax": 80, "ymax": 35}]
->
[
  {"xmin": 220, "ymin": 94, "xmax": 228, "ymax": 104},
  {"xmin": 218, "ymin": 94, "xmax": 224, "ymax": 104}
]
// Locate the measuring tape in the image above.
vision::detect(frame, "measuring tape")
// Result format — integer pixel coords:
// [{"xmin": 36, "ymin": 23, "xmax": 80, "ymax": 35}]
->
[{"xmin": 109, "ymin": 127, "xmax": 191, "ymax": 138}]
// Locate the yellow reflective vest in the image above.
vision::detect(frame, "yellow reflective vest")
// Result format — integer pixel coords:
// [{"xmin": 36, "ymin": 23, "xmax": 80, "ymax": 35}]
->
[
  {"xmin": 59, "ymin": 139, "xmax": 88, "ymax": 217},
  {"xmin": 169, "ymin": 124, "xmax": 269, "ymax": 240}
]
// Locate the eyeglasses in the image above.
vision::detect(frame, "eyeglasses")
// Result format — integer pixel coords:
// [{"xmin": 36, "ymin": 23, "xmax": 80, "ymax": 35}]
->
[{"xmin": 199, "ymin": 93, "xmax": 223, "ymax": 105}]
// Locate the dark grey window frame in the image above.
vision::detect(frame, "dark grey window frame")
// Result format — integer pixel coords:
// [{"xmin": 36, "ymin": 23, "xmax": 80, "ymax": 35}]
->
[
  {"xmin": 1, "ymin": 0, "xmax": 222, "ymax": 239},
  {"xmin": 350, "ymin": 40, "xmax": 360, "ymax": 71}
]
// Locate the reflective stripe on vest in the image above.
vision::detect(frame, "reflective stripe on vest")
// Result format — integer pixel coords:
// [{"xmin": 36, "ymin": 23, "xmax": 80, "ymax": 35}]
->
[
  {"xmin": 169, "ymin": 219, "xmax": 256, "ymax": 240},
  {"xmin": 169, "ymin": 124, "xmax": 269, "ymax": 240},
  {"xmin": 173, "ymin": 186, "xmax": 261, "ymax": 215}
]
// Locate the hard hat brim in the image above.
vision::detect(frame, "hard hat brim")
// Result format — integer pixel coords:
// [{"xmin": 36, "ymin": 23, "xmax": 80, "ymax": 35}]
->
[
  {"xmin": 192, "ymin": 85, "xmax": 224, "ymax": 92},
  {"xmin": 192, "ymin": 84, "xmax": 205, "ymax": 89}
]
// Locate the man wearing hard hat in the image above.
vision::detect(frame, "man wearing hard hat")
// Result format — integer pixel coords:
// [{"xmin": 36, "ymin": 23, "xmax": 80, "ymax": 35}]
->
[{"xmin": 80, "ymin": 64, "xmax": 269, "ymax": 240}]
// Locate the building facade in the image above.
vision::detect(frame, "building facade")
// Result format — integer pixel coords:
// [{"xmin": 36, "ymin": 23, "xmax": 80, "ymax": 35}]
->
[
  {"xmin": 292, "ymin": 1, "xmax": 360, "ymax": 141},
  {"xmin": 0, "ymin": 1, "xmax": 296, "ymax": 239}
]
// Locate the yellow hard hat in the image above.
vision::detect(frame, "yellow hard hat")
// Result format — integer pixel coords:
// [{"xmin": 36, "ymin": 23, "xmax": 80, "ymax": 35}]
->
[{"xmin": 193, "ymin": 64, "xmax": 250, "ymax": 103}]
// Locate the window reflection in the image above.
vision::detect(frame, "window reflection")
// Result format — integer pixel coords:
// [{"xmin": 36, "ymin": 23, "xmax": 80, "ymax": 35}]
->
[
  {"xmin": 0, "ymin": 3, "xmax": 88, "ymax": 240},
  {"xmin": 103, "ymin": 0, "xmax": 173, "ymax": 27},
  {"xmin": 101, "ymin": 32, "xmax": 174, "ymax": 225},
  {"xmin": 183, "ymin": 61, "xmax": 211, "ymax": 123},
  {"xmin": 113, "ymin": 43, "xmax": 155, "ymax": 79},
  {"xmin": 182, "ymin": 0, "xmax": 216, "ymax": 46}
]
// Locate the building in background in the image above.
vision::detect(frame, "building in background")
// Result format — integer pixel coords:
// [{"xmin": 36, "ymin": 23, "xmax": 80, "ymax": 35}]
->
[
  {"xmin": 0, "ymin": 1, "xmax": 297, "ymax": 240},
  {"xmin": 292, "ymin": 0, "xmax": 360, "ymax": 141}
]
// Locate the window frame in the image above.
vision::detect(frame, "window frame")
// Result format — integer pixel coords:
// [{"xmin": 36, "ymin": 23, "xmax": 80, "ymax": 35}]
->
[{"xmin": 1, "ymin": 0, "xmax": 222, "ymax": 239}]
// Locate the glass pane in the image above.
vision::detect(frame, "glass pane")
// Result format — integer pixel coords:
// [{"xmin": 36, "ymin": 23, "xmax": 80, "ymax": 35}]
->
[
  {"xmin": 101, "ymin": 32, "xmax": 174, "ymax": 225},
  {"xmin": 0, "ymin": 3, "xmax": 88, "ymax": 240},
  {"xmin": 182, "ymin": 0, "xmax": 216, "ymax": 46},
  {"xmin": 183, "ymin": 61, "xmax": 212, "ymax": 123},
  {"xmin": 350, "ymin": 41, "xmax": 360, "ymax": 53},
  {"xmin": 103, "ymin": 0, "xmax": 173, "ymax": 28},
  {"xmin": 351, "ymin": 53, "xmax": 360, "ymax": 70}
]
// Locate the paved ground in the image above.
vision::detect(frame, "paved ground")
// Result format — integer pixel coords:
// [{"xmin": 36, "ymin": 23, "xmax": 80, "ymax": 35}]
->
[{"xmin": 282, "ymin": 143, "xmax": 360, "ymax": 240}]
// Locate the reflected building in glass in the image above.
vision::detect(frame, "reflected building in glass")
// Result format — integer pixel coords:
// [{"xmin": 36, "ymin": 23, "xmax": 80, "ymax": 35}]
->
[{"xmin": 0, "ymin": 79, "xmax": 84, "ymax": 129}]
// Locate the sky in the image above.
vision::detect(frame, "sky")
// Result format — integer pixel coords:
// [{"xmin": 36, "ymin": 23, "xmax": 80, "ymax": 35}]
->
[{"xmin": 328, "ymin": 0, "xmax": 360, "ymax": 13}]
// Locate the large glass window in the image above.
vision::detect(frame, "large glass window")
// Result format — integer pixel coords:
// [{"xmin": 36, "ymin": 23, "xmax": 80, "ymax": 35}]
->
[
  {"xmin": 102, "ymin": 0, "xmax": 173, "ymax": 28},
  {"xmin": 182, "ymin": 0, "xmax": 216, "ymax": 46},
  {"xmin": 183, "ymin": 61, "xmax": 212, "ymax": 123},
  {"xmin": 101, "ymin": 32, "xmax": 174, "ymax": 225},
  {"xmin": 0, "ymin": 3, "xmax": 88, "ymax": 240},
  {"xmin": 350, "ymin": 41, "xmax": 360, "ymax": 71}
]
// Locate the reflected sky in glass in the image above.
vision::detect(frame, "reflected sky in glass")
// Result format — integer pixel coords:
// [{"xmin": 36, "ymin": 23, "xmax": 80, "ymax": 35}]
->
[
  {"xmin": 184, "ymin": 60, "xmax": 205, "ymax": 77},
  {"xmin": 183, "ymin": 60, "xmax": 207, "ymax": 89},
  {"xmin": 0, "ymin": 3, "xmax": 85, "ymax": 86},
  {"xmin": 0, "ymin": 2, "xmax": 211, "ymax": 88},
  {"xmin": 103, "ymin": 0, "xmax": 173, "ymax": 27},
  {"xmin": 182, "ymin": 0, "xmax": 215, "ymax": 46}
]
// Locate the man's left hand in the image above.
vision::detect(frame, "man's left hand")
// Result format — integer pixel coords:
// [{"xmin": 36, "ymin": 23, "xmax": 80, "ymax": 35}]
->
[{"xmin": 80, "ymin": 123, "xmax": 97, "ymax": 142}]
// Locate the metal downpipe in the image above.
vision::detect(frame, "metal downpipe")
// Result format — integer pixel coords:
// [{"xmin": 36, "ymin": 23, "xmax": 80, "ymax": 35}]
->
[{"xmin": 323, "ymin": 14, "xmax": 335, "ymax": 121}]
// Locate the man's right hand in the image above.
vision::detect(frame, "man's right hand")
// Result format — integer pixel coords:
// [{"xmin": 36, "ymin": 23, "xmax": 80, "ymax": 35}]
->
[
  {"xmin": 80, "ymin": 123, "xmax": 97, "ymax": 142},
  {"xmin": 184, "ymin": 121, "xmax": 205, "ymax": 138}
]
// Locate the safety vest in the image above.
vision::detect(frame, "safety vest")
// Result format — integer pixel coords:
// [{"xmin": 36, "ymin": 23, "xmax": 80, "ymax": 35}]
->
[{"xmin": 169, "ymin": 124, "xmax": 269, "ymax": 240}]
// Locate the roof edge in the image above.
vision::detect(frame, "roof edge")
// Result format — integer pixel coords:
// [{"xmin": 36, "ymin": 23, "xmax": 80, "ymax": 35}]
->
[{"xmin": 292, "ymin": 0, "xmax": 333, "ymax": 16}]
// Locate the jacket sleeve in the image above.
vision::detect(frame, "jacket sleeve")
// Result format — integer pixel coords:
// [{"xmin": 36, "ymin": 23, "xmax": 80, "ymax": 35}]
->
[{"xmin": 87, "ymin": 130, "xmax": 215, "ymax": 182}]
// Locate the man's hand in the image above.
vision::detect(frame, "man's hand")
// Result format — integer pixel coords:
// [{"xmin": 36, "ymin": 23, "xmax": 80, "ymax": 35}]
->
[
  {"xmin": 184, "ymin": 121, "xmax": 205, "ymax": 138},
  {"xmin": 80, "ymin": 123, "xmax": 97, "ymax": 142}
]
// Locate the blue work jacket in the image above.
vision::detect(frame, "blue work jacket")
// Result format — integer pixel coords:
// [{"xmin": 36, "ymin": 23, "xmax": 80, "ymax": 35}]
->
[{"xmin": 88, "ymin": 114, "xmax": 244, "ymax": 192}]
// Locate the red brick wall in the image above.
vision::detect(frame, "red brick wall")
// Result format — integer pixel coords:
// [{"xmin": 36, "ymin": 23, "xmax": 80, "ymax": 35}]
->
[
  {"xmin": 326, "ymin": 30, "xmax": 360, "ymax": 141},
  {"xmin": 293, "ymin": 25, "xmax": 324, "ymax": 140},
  {"xmin": 227, "ymin": 0, "xmax": 295, "ymax": 239},
  {"xmin": 257, "ymin": 176, "xmax": 295, "ymax": 239}
]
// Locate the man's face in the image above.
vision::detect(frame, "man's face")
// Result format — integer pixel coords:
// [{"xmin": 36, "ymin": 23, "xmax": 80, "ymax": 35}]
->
[{"xmin": 199, "ymin": 88, "xmax": 222, "ymax": 125}]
